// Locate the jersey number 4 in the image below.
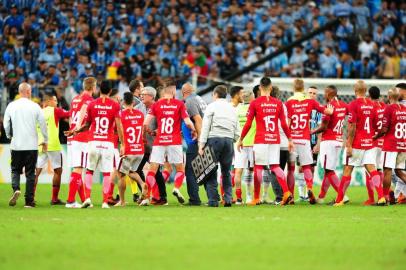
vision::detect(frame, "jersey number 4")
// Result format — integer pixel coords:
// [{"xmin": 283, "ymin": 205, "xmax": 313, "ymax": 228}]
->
[{"xmin": 333, "ymin": 119, "xmax": 345, "ymax": 134}]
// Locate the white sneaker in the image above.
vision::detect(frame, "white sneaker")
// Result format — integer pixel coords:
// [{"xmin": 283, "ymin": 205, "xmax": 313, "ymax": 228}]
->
[
  {"xmin": 101, "ymin": 202, "xmax": 110, "ymax": 209},
  {"xmin": 172, "ymin": 188, "xmax": 185, "ymax": 204},
  {"xmin": 139, "ymin": 198, "xmax": 150, "ymax": 206},
  {"xmin": 343, "ymin": 195, "xmax": 350, "ymax": 204},
  {"xmin": 261, "ymin": 197, "xmax": 273, "ymax": 204},
  {"xmin": 81, "ymin": 198, "xmax": 93, "ymax": 208},
  {"xmin": 65, "ymin": 202, "xmax": 82, "ymax": 208},
  {"xmin": 246, "ymin": 194, "xmax": 252, "ymax": 204},
  {"xmin": 9, "ymin": 190, "xmax": 21, "ymax": 206},
  {"xmin": 317, "ymin": 198, "xmax": 325, "ymax": 204}
]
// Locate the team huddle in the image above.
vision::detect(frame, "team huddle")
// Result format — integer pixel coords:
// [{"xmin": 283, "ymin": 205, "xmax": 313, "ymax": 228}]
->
[{"xmin": 6, "ymin": 76, "xmax": 406, "ymax": 208}]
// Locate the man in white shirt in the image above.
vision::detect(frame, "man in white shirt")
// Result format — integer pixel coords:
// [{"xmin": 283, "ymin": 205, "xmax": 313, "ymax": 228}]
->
[
  {"xmin": 199, "ymin": 85, "xmax": 240, "ymax": 207},
  {"xmin": 4, "ymin": 83, "xmax": 48, "ymax": 208}
]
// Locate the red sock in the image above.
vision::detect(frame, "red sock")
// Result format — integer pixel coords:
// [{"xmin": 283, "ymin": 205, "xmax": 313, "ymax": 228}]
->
[
  {"xmin": 174, "ymin": 172, "xmax": 185, "ymax": 189},
  {"xmin": 52, "ymin": 185, "xmax": 60, "ymax": 202},
  {"xmin": 302, "ymin": 165, "xmax": 313, "ymax": 190},
  {"xmin": 162, "ymin": 170, "xmax": 170, "ymax": 183},
  {"xmin": 378, "ymin": 171, "xmax": 384, "ymax": 187},
  {"xmin": 146, "ymin": 171, "xmax": 156, "ymax": 197},
  {"xmin": 326, "ymin": 171, "xmax": 339, "ymax": 192},
  {"xmin": 254, "ymin": 165, "xmax": 263, "ymax": 200},
  {"xmin": 102, "ymin": 173, "xmax": 111, "ymax": 203},
  {"xmin": 383, "ymin": 187, "xmax": 390, "ymax": 200},
  {"xmin": 270, "ymin": 165, "xmax": 288, "ymax": 193},
  {"xmin": 84, "ymin": 170, "xmax": 93, "ymax": 199},
  {"xmin": 78, "ymin": 181, "xmax": 85, "ymax": 203},
  {"xmin": 365, "ymin": 172, "xmax": 375, "ymax": 202},
  {"xmin": 287, "ymin": 164, "xmax": 295, "ymax": 195},
  {"xmin": 108, "ymin": 182, "xmax": 115, "ymax": 199},
  {"xmin": 67, "ymin": 172, "xmax": 81, "ymax": 203},
  {"xmin": 231, "ymin": 170, "xmax": 235, "ymax": 187},
  {"xmin": 152, "ymin": 184, "xmax": 160, "ymax": 200},
  {"xmin": 236, "ymin": 188, "xmax": 242, "ymax": 200},
  {"xmin": 336, "ymin": 175, "xmax": 351, "ymax": 203},
  {"xmin": 370, "ymin": 170, "xmax": 384, "ymax": 199},
  {"xmin": 319, "ymin": 174, "xmax": 330, "ymax": 199}
]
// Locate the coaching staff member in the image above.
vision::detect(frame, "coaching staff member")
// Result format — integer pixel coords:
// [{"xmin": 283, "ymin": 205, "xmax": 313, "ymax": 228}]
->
[
  {"xmin": 181, "ymin": 82, "xmax": 207, "ymax": 206},
  {"xmin": 199, "ymin": 85, "xmax": 240, "ymax": 207},
  {"xmin": 4, "ymin": 82, "xmax": 48, "ymax": 207}
]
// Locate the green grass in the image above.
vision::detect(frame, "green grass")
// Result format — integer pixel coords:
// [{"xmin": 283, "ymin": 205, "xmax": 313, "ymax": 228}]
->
[{"xmin": 0, "ymin": 184, "xmax": 405, "ymax": 270}]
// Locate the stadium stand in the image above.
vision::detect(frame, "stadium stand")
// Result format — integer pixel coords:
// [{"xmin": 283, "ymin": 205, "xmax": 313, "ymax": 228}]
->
[{"xmin": 0, "ymin": 1, "xmax": 404, "ymax": 113}]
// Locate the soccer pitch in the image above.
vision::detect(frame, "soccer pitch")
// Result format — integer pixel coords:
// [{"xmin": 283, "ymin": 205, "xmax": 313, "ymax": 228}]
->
[{"xmin": 0, "ymin": 184, "xmax": 405, "ymax": 270}]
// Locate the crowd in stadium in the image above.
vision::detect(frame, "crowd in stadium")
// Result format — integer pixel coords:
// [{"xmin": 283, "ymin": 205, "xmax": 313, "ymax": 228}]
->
[{"xmin": 0, "ymin": 0, "xmax": 405, "ymax": 106}]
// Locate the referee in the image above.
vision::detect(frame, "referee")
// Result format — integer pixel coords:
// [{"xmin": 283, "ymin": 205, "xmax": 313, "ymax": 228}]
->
[{"xmin": 4, "ymin": 83, "xmax": 48, "ymax": 208}]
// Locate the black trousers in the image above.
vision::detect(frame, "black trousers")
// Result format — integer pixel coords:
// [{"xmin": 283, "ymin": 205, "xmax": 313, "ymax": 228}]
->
[
  {"xmin": 11, "ymin": 150, "xmax": 38, "ymax": 203},
  {"xmin": 185, "ymin": 143, "xmax": 201, "ymax": 205},
  {"xmin": 137, "ymin": 153, "xmax": 167, "ymax": 199}
]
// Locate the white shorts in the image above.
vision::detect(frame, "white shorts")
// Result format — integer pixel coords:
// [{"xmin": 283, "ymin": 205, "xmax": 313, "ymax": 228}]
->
[
  {"xmin": 86, "ymin": 141, "xmax": 115, "ymax": 173},
  {"xmin": 380, "ymin": 151, "xmax": 406, "ymax": 169},
  {"xmin": 118, "ymin": 155, "xmax": 144, "ymax": 175},
  {"xmin": 319, "ymin": 140, "xmax": 342, "ymax": 171},
  {"xmin": 253, "ymin": 144, "xmax": 280, "ymax": 166},
  {"xmin": 113, "ymin": 148, "xmax": 120, "ymax": 169},
  {"xmin": 150, "ymin": 145, "xmax": 183, "ymax": 164},
  {"xmin": 343, "ymin": 147, "xmax": 377, "ymax": 167},
  {"xmin": 36, "ymin": 151, "xmax": 63, "ymax": 169},
  {"xmin": 375, "ymin": 147, "xmax": 383, "ymax": 170},
  {"xmin": 289, "ymin": 139, "xmax": 313, "ymax": 166},
  {"xmin": 67, "ymin": 140, "xmax": 88, "ymax": 168},
  {"xmin": 234, "ymin": 146, "xmax": 254, "ymax": 169}
]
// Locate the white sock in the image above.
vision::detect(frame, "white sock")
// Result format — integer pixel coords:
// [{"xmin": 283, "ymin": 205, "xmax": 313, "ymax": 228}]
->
[
  {"xmin": 296, "ymin": 172, "xmax": 306, "ymax": 198},
  {"xmin": 244, "ymin": 169, "xmax": 253, "ymax": 199}
]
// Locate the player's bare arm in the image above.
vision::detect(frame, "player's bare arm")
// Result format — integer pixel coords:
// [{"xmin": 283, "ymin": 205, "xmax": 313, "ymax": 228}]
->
[
  {"xmin": 143, "ymin": 113, "xmax": 154, "ymax": 135},
  {"xmin": 115, "ymin": 117, "xmax": 125, "ymax": 156},
  {"xmin": 311, "ymin": 119, "xmax": 329, "ymax": 135},
  {"xmin": 192, "ymin": 114, "xmax": 203, "ymax": 139},
  {"xmin": 184, "ymin": 117, "xmax": 197, "ymax": 140},
  {"xmin": 64, "ymin": 121, "xmax": 90, "ymax": 137},
  {"xmin": 346, "ymin": 122, "xmax": 356, "ymax": 157}
]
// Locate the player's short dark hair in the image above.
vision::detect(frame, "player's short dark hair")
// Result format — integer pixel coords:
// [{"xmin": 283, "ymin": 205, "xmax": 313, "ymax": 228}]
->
[
  {"xmin": 253, "ymin": 85, "xmax": 260, "ymax": 98},
  {"xmin": 128, "ymin": 79, "xmax": 142, "ymax": 93},
  {"xmin": 100, "ymin": 80, "xmax": 112, "ymax": 95},
  {"xmin": 123, "ymin": 92, "xmax": 133, "ymax": 106},
  {"xmin": 109, "ymin": 88, "xmax": 118, "ymax": 97},
  {"xmin": 260, "ymin": 77, "xmax": 271, "ymax": 88},
  {"xmin": 309, "ymin": 86, "xmax": 318, "ymax": 89},
  {"xmin": 368, "ymin": 86, "xmax": 380, "ymax": 100},
  {"xmin": 229, "ymin": 86, "xmax": 243, "ymax": 98},
  {"xmin": 396, "ymin": 83, "xmax": 406, "ymax": 90},
  {"xmin": 213, "ymin": 85, "xmax": 227, "ymax": 99},
  {"xmin": 270, "ymin": 85, "xmax": 280, "ymax": 98},
  {"xmin": 326, "ymin": 85, "xmax": 337, "ymax": 92},
  {"xmin": 42, "ymin": 92, "xmax": 54, "ymax": 102}
]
